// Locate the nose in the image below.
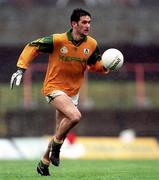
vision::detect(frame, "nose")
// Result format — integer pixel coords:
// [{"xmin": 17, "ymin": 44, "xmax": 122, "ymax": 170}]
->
[{"xmin": 86, "ymin": 22, "xmax": 90, "ymax": 28}]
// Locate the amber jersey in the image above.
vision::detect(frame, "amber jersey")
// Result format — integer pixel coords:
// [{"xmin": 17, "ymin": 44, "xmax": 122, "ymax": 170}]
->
[{"xmin": 17, "ymin": 29, "xmax": 108, "ymax": 96}]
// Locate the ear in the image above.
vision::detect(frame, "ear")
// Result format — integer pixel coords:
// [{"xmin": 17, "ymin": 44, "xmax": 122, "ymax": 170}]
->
[{"xmin": 71, "ymin": 21, "xmax": 77, "ymax": 28}]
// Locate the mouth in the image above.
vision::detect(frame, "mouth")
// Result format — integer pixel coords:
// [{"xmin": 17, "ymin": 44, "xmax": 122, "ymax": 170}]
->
[{"xmin": 84, "ymin": 29, "xmax": 89, "ymax": 34}]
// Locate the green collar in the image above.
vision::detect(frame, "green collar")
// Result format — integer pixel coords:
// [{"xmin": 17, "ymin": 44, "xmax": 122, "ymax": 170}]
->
[{"xmin": 67, "ymin": 29, "xmax": 87, "ymax": 46}]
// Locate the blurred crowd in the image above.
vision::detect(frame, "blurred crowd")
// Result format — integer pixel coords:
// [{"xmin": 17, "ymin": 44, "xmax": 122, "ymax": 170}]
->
[
  {"xmin": 0, "ymin": 0, "xmax": 150, "ymax": 8},
  {"xmin": 1, "ymin": 0, "xmax": 159, "ymax": 8}
]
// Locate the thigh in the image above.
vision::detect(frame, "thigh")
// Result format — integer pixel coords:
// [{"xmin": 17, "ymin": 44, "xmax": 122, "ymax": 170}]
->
[{"xmin": 51, "ymin": 93, "xmax": 80, "ymax": 120}]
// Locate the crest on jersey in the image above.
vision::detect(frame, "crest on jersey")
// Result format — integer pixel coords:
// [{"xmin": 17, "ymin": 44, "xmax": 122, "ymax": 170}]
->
[
  {"xmin": 60, "ymin": 46, "xmax": 68, "ymax": 54},
  {"xmin": 83, "ymin": 48, "xmax": 90, "ymax": 54}
]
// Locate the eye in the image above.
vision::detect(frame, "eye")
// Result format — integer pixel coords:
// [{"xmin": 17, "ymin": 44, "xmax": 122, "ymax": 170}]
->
[
  {"xmin": 82, "ymin": 21, "xmax": 87, "ymax": 24},
  {"xmin": 82, "ymin": 20, "xmax": 91, "ymax": 25}
]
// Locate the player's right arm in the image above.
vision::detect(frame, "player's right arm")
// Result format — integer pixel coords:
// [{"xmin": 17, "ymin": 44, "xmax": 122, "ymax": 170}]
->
[
  {"xmin": 10, "ymin": 35, "xmax": 53, "ymax": 89},
  {"xmin": 17, "ymin": 35, "xmax": 53, "ymax": 69}
]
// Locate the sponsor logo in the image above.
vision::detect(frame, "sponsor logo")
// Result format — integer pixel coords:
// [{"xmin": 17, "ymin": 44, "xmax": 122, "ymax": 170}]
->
[{"xmin": 59, "ymin": 55, "xmax": 87, "ymax": 63}]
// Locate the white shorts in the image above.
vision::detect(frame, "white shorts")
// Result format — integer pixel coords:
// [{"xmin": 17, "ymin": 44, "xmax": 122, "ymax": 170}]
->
[{"xmin": 45, "ymin": 90, "xmax": 79, "ymax": 106}]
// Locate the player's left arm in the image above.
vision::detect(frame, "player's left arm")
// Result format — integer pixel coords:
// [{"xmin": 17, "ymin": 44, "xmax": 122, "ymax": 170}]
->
[{"xmin": 87, "ymin": 45, "xmax": 109, "ymax": 74}]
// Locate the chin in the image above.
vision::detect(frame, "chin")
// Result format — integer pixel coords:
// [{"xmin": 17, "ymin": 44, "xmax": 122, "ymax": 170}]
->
[{"xmin": 83, "ymin": 32, "xmax": 89, "ymax": 36}]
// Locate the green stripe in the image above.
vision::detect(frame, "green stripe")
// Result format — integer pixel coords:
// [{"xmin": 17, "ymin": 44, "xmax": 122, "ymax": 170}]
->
[
  {"xmin": 87, "ymin": 45, "xmax": 101, "ymax": 65},
  {"xmin": 29, "ymin": 35, "xmax": 53, "ymax": 53}
]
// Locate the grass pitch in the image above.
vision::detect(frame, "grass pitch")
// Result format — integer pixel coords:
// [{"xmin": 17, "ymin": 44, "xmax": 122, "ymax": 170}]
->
[{"xmin": 0, "ymin": 159, "xmax": 159, "ymax": 180}]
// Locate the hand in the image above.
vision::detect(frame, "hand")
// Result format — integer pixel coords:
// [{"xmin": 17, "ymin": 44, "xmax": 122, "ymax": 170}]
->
[{"xmin": 10, "ymin": 69, "xmax": 25, "ymax": 89}]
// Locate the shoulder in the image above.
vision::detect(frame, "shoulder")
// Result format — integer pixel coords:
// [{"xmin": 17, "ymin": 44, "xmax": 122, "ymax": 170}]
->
[
  {"xmin": 52, "ymin": 33, "xmax": 68, "ymax": 47},
  {"xmin": 86, "ymin": 35, "xmax": 98, "ymax": 51},
  {"xmin": 53, "ymin": 32, "xmax": 67, "ymax": 41},
  {"xmin": 87, "ymin": 35, "xmax": 97, "ymax": 45}
]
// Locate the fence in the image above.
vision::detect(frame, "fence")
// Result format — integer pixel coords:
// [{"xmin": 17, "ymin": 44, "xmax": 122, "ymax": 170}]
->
[
  {"xmin": 0, "ymin": 63, "xmax": 159, "ymax": 113},
  {"xmin": 21, "ymin": 63, "xmax": 159, "ymax": 109},
  {"xmin": 1, "ymin": 63, "xmax": 159, "ymax": 137}
]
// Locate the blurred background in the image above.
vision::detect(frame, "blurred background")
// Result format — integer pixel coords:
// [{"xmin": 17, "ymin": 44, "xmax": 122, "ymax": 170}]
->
[{"xmin": 0, "ymin": 0, "xmax": 159, "ymax": 160}]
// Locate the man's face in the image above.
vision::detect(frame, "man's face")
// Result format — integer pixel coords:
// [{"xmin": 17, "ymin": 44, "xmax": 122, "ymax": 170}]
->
[{"xmin": 73, "ymin": 15, "xmax": 91, "ymax": 36}]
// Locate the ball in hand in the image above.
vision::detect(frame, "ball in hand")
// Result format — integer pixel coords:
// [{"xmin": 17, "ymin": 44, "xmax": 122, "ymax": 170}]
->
[{"xmin": 101, "ymin": 48, "xmax": 124, "ymax": 70}]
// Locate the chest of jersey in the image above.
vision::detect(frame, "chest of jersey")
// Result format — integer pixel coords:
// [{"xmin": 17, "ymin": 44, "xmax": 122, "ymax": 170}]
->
[
  {"xmin": 58, "ymin": 42, "xmax": 92, "ymax": 64},
  {"xmin": 52, "ymin": 33, "xmax": 96, "ymax": 64}
]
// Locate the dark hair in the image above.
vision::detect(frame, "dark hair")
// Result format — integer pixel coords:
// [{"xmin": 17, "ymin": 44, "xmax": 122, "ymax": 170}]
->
[{"xmin": 70, "ymin": 8, "xmax": 91, "ymax": 23}]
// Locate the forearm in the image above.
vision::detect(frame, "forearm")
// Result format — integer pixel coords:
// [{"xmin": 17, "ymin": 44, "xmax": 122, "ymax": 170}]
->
[
  {"xmin": 87, "ymin": 60, "xmax": 109, "ymax": 74},
  {"xmin": 17, "ymin": 44, "xmax": 39, "ymax": 69}
]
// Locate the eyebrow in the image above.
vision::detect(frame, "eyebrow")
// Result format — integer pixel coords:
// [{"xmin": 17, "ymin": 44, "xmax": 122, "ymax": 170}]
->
[{"xmin": 82, "ymin": 20, "xmax": 91, "ymax": 23}]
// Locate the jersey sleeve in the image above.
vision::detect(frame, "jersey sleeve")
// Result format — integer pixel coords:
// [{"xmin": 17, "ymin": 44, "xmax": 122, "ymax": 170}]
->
[
  {"xmin": 87, "ymin": 45, "xmax": 101, "ymax": 65},
  {"xmin": 87, "ymin": 45, "xmax": 109, "ymax": 74},
  {"xmin": 17, "ymin": 35, "xmax": 53, "ymax": 69},
  {"xmin": 29, "ymin": 35, "xmax": 53, "ymax": 53}
]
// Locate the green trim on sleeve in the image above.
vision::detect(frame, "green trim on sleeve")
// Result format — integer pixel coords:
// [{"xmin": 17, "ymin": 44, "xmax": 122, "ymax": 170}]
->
[
  {"xmin": 29, "ymin": 35, "xmax": 53, "ymax": 53},
  {"xmin": 87, "ymin": 45, "xmax": 101, "ymax": 65}
]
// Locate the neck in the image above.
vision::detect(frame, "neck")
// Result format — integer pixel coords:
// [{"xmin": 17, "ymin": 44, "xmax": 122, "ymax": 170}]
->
[{"xmin": 72, "ymin": 29, "xmax": 84, "ymax": 41}]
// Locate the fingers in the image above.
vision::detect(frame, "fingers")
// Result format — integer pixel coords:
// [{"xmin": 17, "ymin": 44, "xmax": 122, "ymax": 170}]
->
[
  {"xmin": 10, "ymin": 74, "xmax": 16, "ymax": 90},
  {"xmin": 15, "ymin": 74, "xmax": 22, "ymax": 86},
  {"xmin": 10, "ymin": 80, "xmax": 14, "ymax": 90},
  {"xmin": 10, "ymin": 73, "xmax": 22, "ymax": 90}
]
